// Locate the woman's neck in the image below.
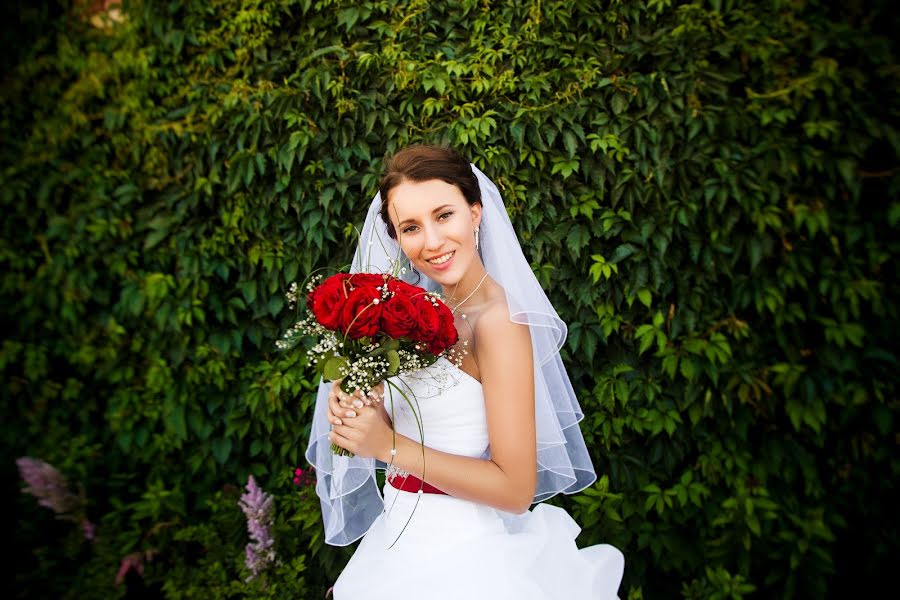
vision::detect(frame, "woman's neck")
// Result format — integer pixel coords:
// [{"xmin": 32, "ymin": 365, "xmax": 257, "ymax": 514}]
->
[{"xmin": 441, "ymin": 263, "xmax": 492, "ymax": 312}]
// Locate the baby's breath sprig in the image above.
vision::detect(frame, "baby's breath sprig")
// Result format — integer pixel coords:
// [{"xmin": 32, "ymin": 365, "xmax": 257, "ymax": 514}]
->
[
  {"xmin": 285, "ymin": 273, "xmax": 326, "ymax": 311},
  {"xmin": 276, "ymin": 312, "xmax": 325, "ymax": 351},
  {"xmin": 442, "ymin": 344, "xmax": 470, "ymax": 369},
  {"xmin": 284, "ymin": 282, "xmax": 300, "ymax": 310}
]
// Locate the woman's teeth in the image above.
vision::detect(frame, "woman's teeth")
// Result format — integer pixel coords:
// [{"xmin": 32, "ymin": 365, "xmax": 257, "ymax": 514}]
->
[{"xmin": 428, "ymin": 251, "xmax": 455, "ymax": 265}]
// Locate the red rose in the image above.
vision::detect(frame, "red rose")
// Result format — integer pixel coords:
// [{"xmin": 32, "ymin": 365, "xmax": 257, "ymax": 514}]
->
[
  {"xmin": 429, "ymin": 302, "xmax": 459, "ymax": 354},
  {"xmin": 380, "ymin": 292, "xmax": 418, "ymax": 339},
  {"xmin": 410, "ymin": 294, "xmax": 440, "ymax": 345},
  {"xmin": 348, "ymin": 273, "xmax": 387, "ymax": 288},
  {"xmin": 308, "ymin": 273, "xmax": 350, "ymax": 331},
  {"xmin": 340, "ymin": 285, "xmax": 383, "ymax": 339},
  {"xmin": 387, "ymin": 278, "xmax": 424, "ymax": 299}
]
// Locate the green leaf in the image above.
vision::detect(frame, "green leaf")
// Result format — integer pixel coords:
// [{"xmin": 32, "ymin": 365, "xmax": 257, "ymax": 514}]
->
[
  {"xmin": 211, "ymin": 438, "xmax": 232, "ymax": 464},
  {"xmin": 637, "ymin": 288, "xmax": 652, "ymax": 308},
  {"xmin": 324, "ymin": 356, "xmax": 349, "ymax": 380},
  {"xmin": 144, "ymin": 229, "xmax": 168, "ymax": 250},
  {"xmin": 267, "ymin": 295, "xmax": 284, "ymax": 317},
  {"xmin": 240, "ymin": 280, "xmax": 257, "ymax": 305},
  {"xmin": 563, "ymin": 130, "xmax": 578, "ymax": 157},
  {"xmin": 387, "ymin": 349, "xmax": 400, "ymax": 374},
  {"xmin": 166, "ymin": 403, "xmax": 187, "ymax": 440},
  {"xmin": 611, "ymin": 93, "xmax": 628, "ymax": 115}
]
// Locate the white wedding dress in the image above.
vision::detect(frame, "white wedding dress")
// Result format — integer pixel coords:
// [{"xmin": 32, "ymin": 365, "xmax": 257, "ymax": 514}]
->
[{"xmin": 332, "ymin": 357, "xmax": 625, "ymax": 599}]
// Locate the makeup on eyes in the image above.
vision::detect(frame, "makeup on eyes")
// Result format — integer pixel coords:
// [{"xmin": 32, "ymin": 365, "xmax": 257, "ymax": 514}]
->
[{"xmin": 402, "ymin": 211, "xmax": 454, "ymax": 234}]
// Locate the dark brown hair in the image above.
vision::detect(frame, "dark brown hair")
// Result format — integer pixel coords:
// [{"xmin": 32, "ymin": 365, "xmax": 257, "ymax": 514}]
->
[{"xmin": 378, "ymin": 144, "xmax": 481, "ymax": 240}]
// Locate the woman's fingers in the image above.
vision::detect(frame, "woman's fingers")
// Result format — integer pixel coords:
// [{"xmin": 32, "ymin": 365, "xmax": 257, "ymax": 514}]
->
[
  {"xmin": 329, "ymin": 426, "xmax": 350, "ymax": 449},
  {"xmin": 327, "ymin": 393, "xmax": 344, "ymax": 426},
  {"xmin": 364, "ymin": 382, "xmax": 385, "ymax": 404},
  {"xmin": 328, "ymin": 389, "xmax": 358, "ymax": 425},
  {"xmin": 347, "ymin": 388, "xmax": 373, "ymax": 407},
  {"xmin": 341, "ymin": 388, "xmax": 367, "ymax": 408},
  {"xmin": 331, "ymin": 380, "xmax": 353, "ymax": 409},
  {"xmin": 332, "ymin": 380, "xmax": 364, "ymax": 407},
  {"xmin": 331, "ymin": 380, "xmax": 385, "ymax": 414}
]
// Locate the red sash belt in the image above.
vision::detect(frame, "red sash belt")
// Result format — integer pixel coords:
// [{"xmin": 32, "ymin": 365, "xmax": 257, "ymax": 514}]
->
[{"xmin": 388, "ymin": 472, "xmax": 448, "ymax": 495}]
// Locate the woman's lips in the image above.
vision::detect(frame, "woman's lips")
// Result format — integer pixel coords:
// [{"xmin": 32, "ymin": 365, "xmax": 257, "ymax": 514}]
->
[{"xmin": 426, "ymin": 250, "xmax": 455, "ymax": 271}]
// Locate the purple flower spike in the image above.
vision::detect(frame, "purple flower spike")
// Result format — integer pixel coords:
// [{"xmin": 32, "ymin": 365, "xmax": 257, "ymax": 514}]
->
[
  {"xmin": 16, "ymin": 457, "xmax": 81, "ymax": 516},
  {"xmin": 239, "ymin": 475, "xmax": 275, "ymax": 579}
]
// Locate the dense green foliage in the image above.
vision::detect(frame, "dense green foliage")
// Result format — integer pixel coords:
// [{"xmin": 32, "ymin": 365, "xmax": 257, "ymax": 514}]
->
[{"xmin": 3, "ymin": 0, "xmax": 898, "ymax": 597}]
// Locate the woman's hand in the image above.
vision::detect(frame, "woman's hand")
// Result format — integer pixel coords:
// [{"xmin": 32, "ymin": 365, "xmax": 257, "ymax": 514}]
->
[
  {"xmin": 332, "ymin": 380, "xmax": 385, "ymax": 409},
  {"xmin": 328, "ymin": 380, "xmax": 391, "ymax": 427},
  {"xmin": 327, "ymin": 381, "xmax": 393, "ymax": 459}
]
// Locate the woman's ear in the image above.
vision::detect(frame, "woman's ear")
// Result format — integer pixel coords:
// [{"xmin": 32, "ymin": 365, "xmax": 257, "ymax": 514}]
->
[{"xmin": 471, "ymin": 201, "xmax": 483, "ymax": 229}]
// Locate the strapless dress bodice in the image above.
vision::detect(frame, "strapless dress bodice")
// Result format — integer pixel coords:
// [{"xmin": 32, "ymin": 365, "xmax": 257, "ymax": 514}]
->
[{"xmin": 384, "ymin": 357, "xmax": 489, "ymax": 460}]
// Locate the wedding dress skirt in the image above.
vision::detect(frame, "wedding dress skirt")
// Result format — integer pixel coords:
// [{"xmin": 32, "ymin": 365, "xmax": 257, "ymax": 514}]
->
[{"xmin": 332, "ymin": 358, "xmax": 625, "ymax": 599}]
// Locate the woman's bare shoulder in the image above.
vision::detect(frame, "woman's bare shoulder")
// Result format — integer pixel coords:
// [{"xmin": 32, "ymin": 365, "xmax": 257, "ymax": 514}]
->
[
  {"xmin": 472, "ymin": 291, "xmax": 534, "ymax": 398},
  {"xmin": 473, "ymin": 292, "xmax": 531, "ymax": 355},
  {"xmin": 471, "ymin": 287, "xmax": 511, "ymax": 329}
]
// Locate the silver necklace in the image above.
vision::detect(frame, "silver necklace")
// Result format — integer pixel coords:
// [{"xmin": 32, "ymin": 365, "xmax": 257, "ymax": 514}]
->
[{"xmin": 450, "ymin": 270, "xmax": 489, "ymax": 317}]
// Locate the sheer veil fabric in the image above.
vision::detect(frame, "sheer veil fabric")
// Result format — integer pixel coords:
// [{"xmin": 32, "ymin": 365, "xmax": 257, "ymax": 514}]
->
[{"xmin": 304, "ymin": 163, "xmax": 597, "ymax": 546}]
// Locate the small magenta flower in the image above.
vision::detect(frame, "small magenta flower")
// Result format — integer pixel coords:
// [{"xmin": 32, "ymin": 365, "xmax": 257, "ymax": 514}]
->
[
  {"xmin": 292, "ymin": 465, "xmax": 315, "ymax": 487},
  {"xmin": 239, "ymin": 475, "xmax": 275, "ymax": 579},
  {"xmin": 17, "ymin": 457, "xmax": 95, "ymax": 541},
  {"xmin": 115, "ymin": 552, "xmax": 145, "ymax": 586},
  {"xmin": 82, "ymin": 519, "xmax": 96, "ymax": 541}
]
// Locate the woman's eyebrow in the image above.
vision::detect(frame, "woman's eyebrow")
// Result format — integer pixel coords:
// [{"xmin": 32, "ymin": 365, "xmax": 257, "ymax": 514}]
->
[{"xmin": 398, "ymin": 204, "xmax": 454, "ymax": 226}]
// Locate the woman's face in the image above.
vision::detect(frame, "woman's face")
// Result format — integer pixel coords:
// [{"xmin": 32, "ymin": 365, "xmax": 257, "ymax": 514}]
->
[{"xmin": 386, "ymin": 179, "xmax": 482, "ymax": 287}]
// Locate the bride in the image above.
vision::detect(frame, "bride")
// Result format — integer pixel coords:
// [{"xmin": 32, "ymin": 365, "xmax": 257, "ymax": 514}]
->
[{"xmin": 305, "ymin": 145, "xmax": 624, "ymax": 599}]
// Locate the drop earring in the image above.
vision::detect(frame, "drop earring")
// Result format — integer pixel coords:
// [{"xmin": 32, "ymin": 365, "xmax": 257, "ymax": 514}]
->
[{"xmin": 474, "ymin": 227, "xmax": 480, "ymax": 251}]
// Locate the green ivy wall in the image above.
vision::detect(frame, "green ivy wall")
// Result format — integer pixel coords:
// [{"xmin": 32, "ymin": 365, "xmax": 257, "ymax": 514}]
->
[{"xmin": 3, "ymin": 1, "xmax": 897, "ymax": 598}]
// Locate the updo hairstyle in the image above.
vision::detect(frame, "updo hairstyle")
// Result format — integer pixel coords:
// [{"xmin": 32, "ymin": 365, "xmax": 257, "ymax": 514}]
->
[{"xmin": 378, "ymin": 145, "xmax": 481, "ymax": 240}]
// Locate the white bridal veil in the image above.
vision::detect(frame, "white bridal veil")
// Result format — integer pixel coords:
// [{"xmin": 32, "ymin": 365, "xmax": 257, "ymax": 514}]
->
[{"xmin": 304, "ymin": 163, "xmax": 597, "ymax": 546}]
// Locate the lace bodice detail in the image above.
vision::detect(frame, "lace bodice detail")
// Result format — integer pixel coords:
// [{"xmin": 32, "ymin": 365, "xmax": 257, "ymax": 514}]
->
[{"xmin": 383, "ymin": 357, "xmax": 490, "ymax": 462}]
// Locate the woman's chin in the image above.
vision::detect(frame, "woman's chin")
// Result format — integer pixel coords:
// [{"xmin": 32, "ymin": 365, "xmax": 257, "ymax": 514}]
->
[{"xmin": 426, "ymin": 270, "xmax": 457, "ymax": 286}]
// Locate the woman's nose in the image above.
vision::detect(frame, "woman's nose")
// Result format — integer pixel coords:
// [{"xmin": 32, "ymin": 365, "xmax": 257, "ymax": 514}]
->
[{"xmin": 422, "ymin": 223, "xmax": 445, "ymax": 251}]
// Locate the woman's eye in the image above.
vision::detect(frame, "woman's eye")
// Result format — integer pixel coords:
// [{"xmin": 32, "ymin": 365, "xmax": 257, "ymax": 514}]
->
[{"xmin": 402, "ymin": 212, "xmax": 452, "ymax": 234}]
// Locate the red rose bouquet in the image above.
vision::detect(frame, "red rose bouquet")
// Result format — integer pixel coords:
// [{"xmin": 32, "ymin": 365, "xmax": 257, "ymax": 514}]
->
[{"xmin": 278, "ymin": 271, "xmax": 461, "ymax": 456}]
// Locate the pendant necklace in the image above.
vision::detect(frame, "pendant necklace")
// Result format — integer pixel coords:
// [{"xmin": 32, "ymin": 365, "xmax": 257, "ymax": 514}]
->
[{"xmin": 450, "ymin": 270, "xmax": 489, "ymax": 319}]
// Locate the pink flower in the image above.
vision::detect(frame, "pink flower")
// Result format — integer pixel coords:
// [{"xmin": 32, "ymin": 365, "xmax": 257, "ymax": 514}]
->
[
  {"xmin": 17, "ymin": 457, "xmax": 95, "ymax": 541},
  {"xmin": 115, "ymin": 552, "xmax": 145, "ymax": 586},
  {"xmin": 81, "ymin": 519, "xmax": 96, "ymax": 541},
  {"xmin": 291, "ymin": 466, "xmax": 315, "ymax": 487},
  {"xmin": 17, "ymin": 457, "xmax": 80, "ymax": 515},
  {"xmin": 239, "ymin": 475, "xmax": 275, "ymax": 579}
]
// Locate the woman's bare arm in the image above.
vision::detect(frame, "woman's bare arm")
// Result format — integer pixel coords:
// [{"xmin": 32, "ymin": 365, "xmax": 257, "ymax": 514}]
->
[{"xmin": 377, "ymin": 305, "xmax": 537, "ymax": 513}]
